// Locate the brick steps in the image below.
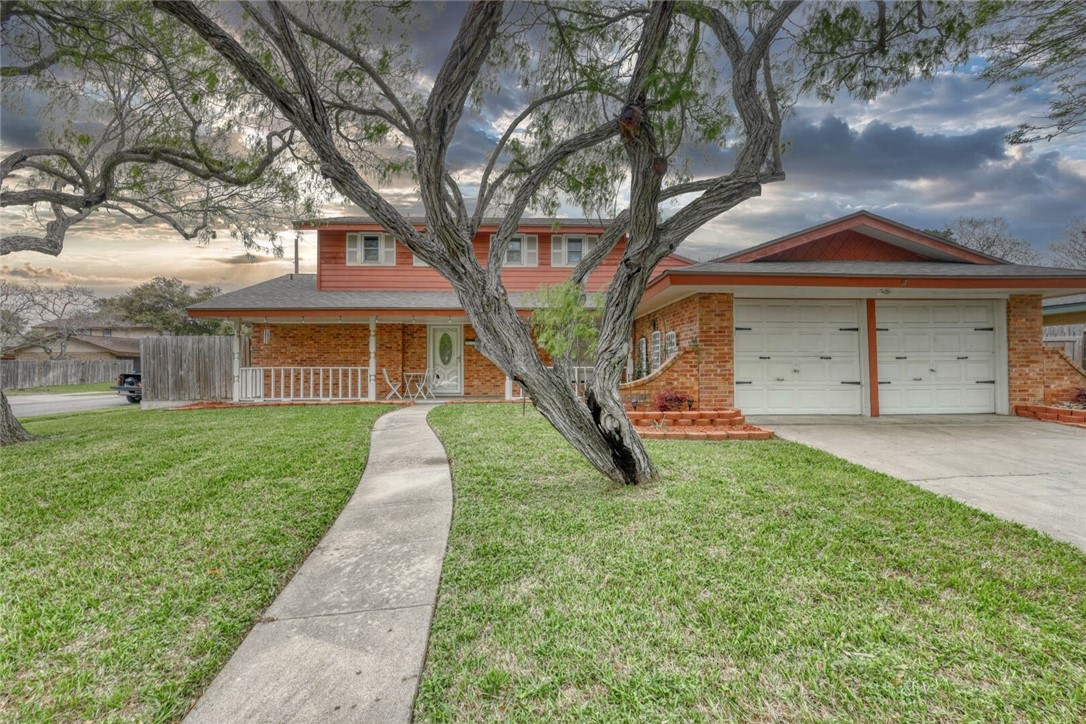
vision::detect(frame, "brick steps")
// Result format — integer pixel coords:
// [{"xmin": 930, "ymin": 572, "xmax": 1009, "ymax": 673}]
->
[
  {"xmin": 627, "ymin": 409, "xmax": 774, "ymax": 441},
  {"xmin": 1015, "ymin": 404, "xmax": 1086, "ymax": 430}
]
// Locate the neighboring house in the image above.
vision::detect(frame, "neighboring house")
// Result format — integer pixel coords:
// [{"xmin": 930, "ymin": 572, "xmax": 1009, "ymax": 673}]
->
[
  {"xmin": 188, "ymin": 211, "xmax": 1086, "ymax": 413},
  {"xmin": 2, "ymin": 315, "xmax": 156, "ymax": 363},
  {"xmin": 2, "ymin": 333, "xmax": 142, "ymax": 364},
  {"xmin": 1043, "ymin": 294, "xmax": 1086, "ymax": 326}
]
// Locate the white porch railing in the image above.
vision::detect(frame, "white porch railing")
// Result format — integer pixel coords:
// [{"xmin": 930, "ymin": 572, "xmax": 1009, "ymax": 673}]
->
[
  {"xmin": 508, "ymin": 365, "xmax": 600, "ymax": 400},
  {"xmin": 239, "ymin": 366, "xmax": 369, "ymax": 401}
]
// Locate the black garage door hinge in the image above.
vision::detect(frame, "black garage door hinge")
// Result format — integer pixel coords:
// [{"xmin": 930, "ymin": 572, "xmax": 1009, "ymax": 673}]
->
[
  {"xmin": 820, "ymin": 356, "xmax": 833, "ymax": 360},
  {"xmin": 838, "ymin": 327, "xmax": 860, "ymax": 331},
  {"xmin": 840, "ymin": 381, "xmax": 862, "ymax": 385},
  {"xmin": 735, "ymin": 326, "xmax": 752, "ymax": 331},
  {"xmin": 878, "ymin": 381, "xmax": 891, "ymax": 385},
  {"xmin": 876, "ymin": 327, "xmax": 888, "ymax": 332},
  {"xmin": 758, "ymin": 356, "xmax": 771, "ymax": 359},
  {"xmin": 736, "ymin": 381, "xmax": 753, "ymax": 385},
  {"xmin": 974, "ymin": 327, "xmax": 994, "ymax": 331},
  {"xmin": 976, "ymin": 380, "xmax": 996, "ymax": 384}
]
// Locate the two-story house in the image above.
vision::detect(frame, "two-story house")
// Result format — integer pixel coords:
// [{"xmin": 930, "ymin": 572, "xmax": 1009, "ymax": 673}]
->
[
  {"xmin": 189, "ymin": 211, "xmax": 1086, "ymax": 414},
  {"xmin": 189, "ymin": 217, "xmax": 692, "ymax": 401}
]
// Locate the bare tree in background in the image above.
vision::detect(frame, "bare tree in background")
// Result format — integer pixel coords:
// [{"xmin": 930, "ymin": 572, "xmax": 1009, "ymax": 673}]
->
[
  {"xmin": 943, "ymin": 217, "xmax": 1043, "ymax": 265},
  {"xmin": 0, "ymin": 281, "xmax": 97, "ymax": 359},
  {"xmin": 1050, "ymin": 218, "xmax": 1086, "ymax": 269}
]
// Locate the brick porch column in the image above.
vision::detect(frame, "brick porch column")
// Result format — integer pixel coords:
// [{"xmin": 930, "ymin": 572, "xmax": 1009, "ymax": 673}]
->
[
  {"xmin": 1007, "ymin": 294, "xmax": 1044, "ymax": 409},
  {"xmin": 696, "ymin": 293, "xmax": 734, "ymax": 409}
]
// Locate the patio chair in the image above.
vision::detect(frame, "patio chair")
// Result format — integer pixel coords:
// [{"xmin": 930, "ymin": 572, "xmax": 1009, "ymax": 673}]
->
[
  {"xmin": 417, "ymin": 369, "xmax": 437, "ymax": 400},
  {"xmin": 382, "ymin": 368, "xmax": 403, "ymax": 400}
]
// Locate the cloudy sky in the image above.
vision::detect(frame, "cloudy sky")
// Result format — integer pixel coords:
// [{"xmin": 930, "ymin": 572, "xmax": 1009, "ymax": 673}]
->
[{"xmin": 2, "ymin": 3, "xmax": 1084, "ymax": 297}]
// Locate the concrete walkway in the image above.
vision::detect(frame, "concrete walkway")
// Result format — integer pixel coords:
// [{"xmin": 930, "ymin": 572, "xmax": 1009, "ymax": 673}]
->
[
  {"xmin": 752, "ymin": 414, "xmax": 1086, "ymax": 551},
  {"xmin": 185, "ymin": 404, "xmax": 451, "ymax": 723}
]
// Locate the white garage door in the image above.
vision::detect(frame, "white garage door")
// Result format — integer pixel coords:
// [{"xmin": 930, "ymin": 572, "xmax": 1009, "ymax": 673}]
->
[
  {"xmin": 876, "ymin": 301, "xmax": 997, "ymax": 414},
  {"xmin": 734, "ymin": 301, "xmax": 863, "ymax": 414}
]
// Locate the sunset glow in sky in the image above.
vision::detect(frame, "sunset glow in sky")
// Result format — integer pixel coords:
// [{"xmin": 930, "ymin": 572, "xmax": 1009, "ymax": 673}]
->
[{"xmin": 3, "ymin": 4, "xmax": 1084, "ymax": 298}]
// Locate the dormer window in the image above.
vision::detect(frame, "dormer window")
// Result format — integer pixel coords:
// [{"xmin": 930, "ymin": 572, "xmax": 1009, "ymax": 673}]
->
[{"xmin": 346, "ymin": 233, "xmax": 395, "ymax": 266}]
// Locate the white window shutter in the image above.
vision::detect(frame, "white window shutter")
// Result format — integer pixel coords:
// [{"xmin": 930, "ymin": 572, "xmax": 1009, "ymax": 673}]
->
[
  {"xmin": 346, "ymin": 233, "xmax": 360, "ymax": 265},
  {"xmin": 551, "ymin": 235, "xmax": 564, "ymax": 267},
  {"xmin": 381, "ymin": 235, "xmax": 396, "ymax": 265},
  {"xmin": 585, "ymin": 235, "xmax": 598, "ymax": 259},
  {"xmin": 525, "ymin": 235, "xmax": 538, "ymax": 266}
]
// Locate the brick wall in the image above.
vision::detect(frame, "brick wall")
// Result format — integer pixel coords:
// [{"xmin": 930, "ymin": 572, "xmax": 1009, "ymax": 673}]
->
[
  {"xmin": 1043, "ymin": 347, "xmax": 1086, "ymax": 404},
  {"xmin": 250, "ymin": 322, "xmax": 508, "ymax": 398},
  {"xmin": 629, "ymin": 292, "xmax": 735, "ymax": 410},
  {"xmin": 696, "ymin": 294, "xmax": 734, "ymax": 409},
  {"xmin": 1007, "ymin": 295, "xmax": 1045, "ymax": 407},
  {"xmin": 618, "ymin": 349, "xmax": 701, "ymax": 408}
]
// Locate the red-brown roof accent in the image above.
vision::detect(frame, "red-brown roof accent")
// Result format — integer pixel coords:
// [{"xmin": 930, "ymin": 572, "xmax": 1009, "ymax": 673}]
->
[
  {"xmin": 756, "ymin": 229, "xmax": 931, "ymax": 262},
  {"xmin": 718, "ymin": 210, "xmax": 1003, "ymax": 265}
]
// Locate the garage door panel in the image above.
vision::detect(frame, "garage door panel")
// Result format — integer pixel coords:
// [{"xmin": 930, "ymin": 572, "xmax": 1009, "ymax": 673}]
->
[
  {"xmin": 764, "ymin": 303, "xmax": 798, "ymax": 323},
  {"xmin": 766, "ymin": 331, "xmax": 797, "ymax": 353},
  {"xmin": 875, "ymin": 301, "xmax": 998, "ymax": 414},
  {"xmin": 734, "ymin": 330, "xmax": 763, "ymax": 355},
  {"xmin": 963, "ymin": 331, "xmax": 995, "ymax": 353},
  {"xmin": 932, "ymin": 332, "xmax": 964, "ymax": 353},
  {"xmin": 825, "ymin": 333, "xmax": 860, "ymax": 354},
  {"xmin": 901, "ymin": 332, "xmax": 933, "ymax": 354},
  {"xmin": 734, "ymin": 301, "xmax": 863, "ymax": 415},
  {"xmin": 734, "ymin": 358, "xmax": 765, "ymax": 381},
  {"xmin": 798, "ymin": 303, "xmax": 858, "ymax": 324}
]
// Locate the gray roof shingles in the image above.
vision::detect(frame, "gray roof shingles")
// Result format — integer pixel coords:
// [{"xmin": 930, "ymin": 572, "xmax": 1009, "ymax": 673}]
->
[
  {"xmin": 674, "ymin": 260, "xmax": 1086, "ymax": 278},
  {"xmin": 188, "ymin": 274, "xmax": 545, "ymax": 312}
]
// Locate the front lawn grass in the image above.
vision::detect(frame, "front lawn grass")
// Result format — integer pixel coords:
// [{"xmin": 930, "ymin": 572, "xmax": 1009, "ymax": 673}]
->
[
  {"xmin": 417, "ymin": 404, "xmax": 1086, "ymax": 722},
  {"xmin": 1, "ymin": 403, "xmax": 393, "ymax": 722}
]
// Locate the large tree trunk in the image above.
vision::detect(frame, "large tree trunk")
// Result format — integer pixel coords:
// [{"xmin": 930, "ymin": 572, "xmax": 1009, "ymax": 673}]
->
[
  {"xmin": 460, "ymin": 279, "xmax": 657, "ymax": 486},
  {"xmin": 0, "ymin": 389, "xmax": 34, "ymax": 445}
]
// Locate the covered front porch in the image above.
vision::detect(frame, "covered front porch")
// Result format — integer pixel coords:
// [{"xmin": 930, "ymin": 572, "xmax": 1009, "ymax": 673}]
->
[{"xmin": 225, "ymin": 314, "xmax": 592, "ymax": 403}]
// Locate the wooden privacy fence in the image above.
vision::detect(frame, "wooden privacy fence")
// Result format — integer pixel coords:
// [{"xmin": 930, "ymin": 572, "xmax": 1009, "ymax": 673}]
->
[
  {"xmin": 141, "ymin": 336, "xmax": 246, "ymax": 402},
  {"xmin": 1043, "ymin": 333, "xmax": 1085, "ymax": 368},
  {"xmin": 1, "ymin": 359, "xmax": 132, "ymax": 389}
]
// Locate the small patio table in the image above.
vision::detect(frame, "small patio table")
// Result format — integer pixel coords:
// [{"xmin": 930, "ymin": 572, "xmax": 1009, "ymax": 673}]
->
[{"xmin": 403, "ymin": 371, "xmax": 435, "ymax": 400}]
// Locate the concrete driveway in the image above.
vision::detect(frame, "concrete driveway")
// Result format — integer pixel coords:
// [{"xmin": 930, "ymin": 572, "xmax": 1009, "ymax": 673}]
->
[
  {"xmin": 750, "ymin": 414, "xmax": 1086, "ymax": 551},
  {"xmin": 7, "ymin": 391, "xmax": 131, "ymax": 417}
]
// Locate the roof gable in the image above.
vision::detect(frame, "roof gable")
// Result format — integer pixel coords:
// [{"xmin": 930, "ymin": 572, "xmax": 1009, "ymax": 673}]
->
[{"xmin": 718, "ymin": 211, "xmax": 1004, "ymax": 265}]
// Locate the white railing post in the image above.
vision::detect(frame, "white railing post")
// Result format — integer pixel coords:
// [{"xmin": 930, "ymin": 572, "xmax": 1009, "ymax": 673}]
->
[
  {"xmin": 368, "ymin": 317, "xmax": 377, "ymax": 401},
  {"xmin": 231, "ymin": 319, "xmax": 241, "ymax": 402}
]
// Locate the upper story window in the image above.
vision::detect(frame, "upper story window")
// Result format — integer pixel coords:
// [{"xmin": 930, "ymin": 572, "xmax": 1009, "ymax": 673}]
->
[
  {"xmin": 101, "ymin": 329, "xmax": 112, "ymax": 337},
  {"xmin": 664, "ymin": 331, "xmax": 676, "ymax": 358},
  {"xmin": 346, "ymin": 233, "xmax": 395, "ymax": 266},
  {"xmin": 495, "ymin": 234, "xmax": 538, "ymax": 267},
  {"xmin": 651, "ymin": 330, "xmax": 661, "ymax": 369},
  {"xmin": 551, "ymin": 234, "xmax": 597, "ymax": 267}
]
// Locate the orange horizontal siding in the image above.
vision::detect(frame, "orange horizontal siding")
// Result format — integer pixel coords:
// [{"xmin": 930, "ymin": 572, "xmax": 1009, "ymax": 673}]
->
[{"xmin": 317, "ymin": 229, "xmax": 692, "ymax": 292}]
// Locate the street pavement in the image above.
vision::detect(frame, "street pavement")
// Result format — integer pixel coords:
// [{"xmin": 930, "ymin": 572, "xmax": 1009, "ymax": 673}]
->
[{"xmin": 7, "ymin": 391, "xmax": 132, "ymax": 417}]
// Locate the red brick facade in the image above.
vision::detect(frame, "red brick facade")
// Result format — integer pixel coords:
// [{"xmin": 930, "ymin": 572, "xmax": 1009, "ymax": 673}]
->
[
  {"xmin": 1043, "ymin": 347, "xmax": 1086, "ymax": 404},
  {"xmin": 619, "ymin": 349, "xmax": 702, "ymax": 408},
  {"xmin": 251, "ymin": 322, "xmax": 509, "ymax": 398},
  {"xmin": 629, "ymin": 293, "xmax": 735, "ymax": 410},
  {"xmin": 1007, "ymin": 294, "xmax": 1045, "ymax": 408}
]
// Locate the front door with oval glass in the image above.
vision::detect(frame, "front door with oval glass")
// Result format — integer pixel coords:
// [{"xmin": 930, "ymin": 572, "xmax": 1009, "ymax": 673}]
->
[{"xmin": 428, "ymin": 325, "xmax": 463, "ymax": 395}]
